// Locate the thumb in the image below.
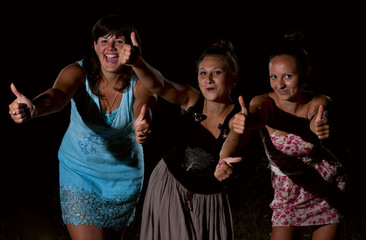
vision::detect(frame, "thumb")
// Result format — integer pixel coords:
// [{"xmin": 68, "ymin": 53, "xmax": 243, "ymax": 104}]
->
[
  {"xmin": 137, "ymin": 104, "xmax": 147, "ymax": 122},
  {"xmin": 223, "ymin": 157, "xmax": 242, "ymax": 167},
  {"xmin": 10, "ymin": 83, "xmax": 23, "ymax": 99},
  {"xmin": 315, "ymin": 104, "xmax": 324, "ymax": 121},
  {"xmin": 131, "ymin": 32, "xmax": 139, "ymax": 47},
  {"xmin": 238, "ymin": 96, "xmax": 248, "ymax": 115}
]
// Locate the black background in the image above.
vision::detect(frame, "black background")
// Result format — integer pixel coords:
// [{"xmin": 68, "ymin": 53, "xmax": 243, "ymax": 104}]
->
[{"xmin": 1, "ymin": 1, "xmax": 365, "ymax": 239}]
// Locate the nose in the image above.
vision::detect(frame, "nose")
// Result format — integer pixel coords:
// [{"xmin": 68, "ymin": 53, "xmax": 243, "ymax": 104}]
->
[
  {"xmin": 108, "ymin": 41, "xmax": 116, "ymax": 51},
  {"xmin": 206, "ymin": 72, "xmax": 214, "ymax": 82},
  {"xmin": 278, "ymin": 77, "xmax": 286, "ymax": 89}
]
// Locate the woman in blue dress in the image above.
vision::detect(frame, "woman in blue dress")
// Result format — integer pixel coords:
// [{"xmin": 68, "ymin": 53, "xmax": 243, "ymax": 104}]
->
[{"xmin": 8, "ymin": 15, "xmax": 156, "ymax": 239}]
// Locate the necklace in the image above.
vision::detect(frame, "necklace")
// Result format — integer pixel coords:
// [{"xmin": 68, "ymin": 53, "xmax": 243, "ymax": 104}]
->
[{"xmin": 101, "ymin": 87, "xmax": 119, "ymax": 116}]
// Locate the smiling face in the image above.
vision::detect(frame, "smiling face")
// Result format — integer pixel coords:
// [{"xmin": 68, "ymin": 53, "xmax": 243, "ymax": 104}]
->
[
  {"xmin": 94, "ymin": 34, "xmax": 126, "ymax": 74},
  {"xmin": 269, "ymin": 54, "xmax": 303, "ymax": 102},
  {"xmin": 198, "ymin": 56, "xmax": 236, "ymax": 103}
]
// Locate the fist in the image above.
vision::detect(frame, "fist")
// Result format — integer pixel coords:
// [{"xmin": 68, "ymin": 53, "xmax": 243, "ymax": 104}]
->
[
  {"xmin": 8, "ymin": 83, "xmax": 34, "ymax": 123},
  {"xmin": 119, "ymin": 32, "xmax": 141, "ymax": 66}
]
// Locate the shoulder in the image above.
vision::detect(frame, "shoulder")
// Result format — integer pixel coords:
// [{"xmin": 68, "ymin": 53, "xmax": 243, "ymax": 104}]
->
[
  {"xmin": 306, "ymin": 92, "xmax": 333, "ymax": 120},
  {"xmin": 59, "ymin": 63, "xmax": 85, "ymax": 80},
  {"xmin": 307, "ymin": 92, "xmax": 332, "ymax": 109},
  {"xmin": 250, "ymin": 93, "xmax": 275, "ymax": 107}
]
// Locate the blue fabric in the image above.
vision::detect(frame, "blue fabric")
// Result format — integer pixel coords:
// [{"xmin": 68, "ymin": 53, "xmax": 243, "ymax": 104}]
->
[{"xmin": 58, "ymin": 61, "xmax": 144, "ymax": 229}]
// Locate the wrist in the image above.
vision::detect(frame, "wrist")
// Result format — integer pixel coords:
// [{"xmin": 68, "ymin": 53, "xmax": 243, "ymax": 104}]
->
[{"xmin": 30, "ymin": 104, "xmax": 37, "ymax": 119}]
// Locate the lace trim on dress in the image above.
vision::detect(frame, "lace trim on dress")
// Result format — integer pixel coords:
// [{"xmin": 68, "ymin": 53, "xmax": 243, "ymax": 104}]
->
[{"xmin": 60, "ymin": 185, "xmax": 140, "ymax": 229}]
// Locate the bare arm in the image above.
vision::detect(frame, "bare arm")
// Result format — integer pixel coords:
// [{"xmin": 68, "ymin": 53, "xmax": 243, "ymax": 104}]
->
[
  {"xmin": 246, "ymin": 94, "xmax": 275, "ymax": 130},
  {"xmin": 214, "ymin": 96, "xmax": 252, "ymax": 181},
  {"xmin": 120, "ymin": 32, "xmax": 200, "ymax": 111},
  {"xmin": 8, "ymin": 63, "xmax": 84, "ymax": 123},
  {"xmin": 133, "ymin": 79, "xmax": 157, "ymax": 143}
]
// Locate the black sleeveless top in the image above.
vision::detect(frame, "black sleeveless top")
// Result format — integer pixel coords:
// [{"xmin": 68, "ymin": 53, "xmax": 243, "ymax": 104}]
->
[{"xmin": 163, "ymin": 95, "xmax": 240, "ymax": 194}]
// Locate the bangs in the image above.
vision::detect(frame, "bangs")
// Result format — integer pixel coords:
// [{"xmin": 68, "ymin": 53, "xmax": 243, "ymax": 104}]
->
[{"xmin": 91, "ymin": 15, "xmax": 137, "ymax": 45}]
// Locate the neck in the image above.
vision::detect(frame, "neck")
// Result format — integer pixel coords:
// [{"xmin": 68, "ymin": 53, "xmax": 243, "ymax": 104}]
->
[
  {"xmin": 205, "ymin": 99, "xmax": 232, "ymax": 113},
  {"xmin": 203, "ymin": 100, "xmax": 234, "ymax": 122}
]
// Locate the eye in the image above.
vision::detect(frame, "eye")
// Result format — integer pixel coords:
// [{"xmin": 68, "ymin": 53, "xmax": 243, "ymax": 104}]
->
[
  {"xmin": 270, "ymin": 74, "xmax": 277, "ymax": 80},
  {"xmin": 284, "ymin": 74, "xmax": 293, "ymax": 79},
  {"xmin": 115, "ymin": 39, "xmax": 124, "ymax": 44},
  {"xmin": 213, "ymin": 70, "xmax": 222, "ymax": 75},
  {"xmin": 199, "ymin": 71, "xmax": 207, "ymax": 76}
]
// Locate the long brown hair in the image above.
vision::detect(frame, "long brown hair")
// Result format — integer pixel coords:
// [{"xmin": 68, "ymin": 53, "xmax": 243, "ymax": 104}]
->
[{"xmin": 82, "ymin": 15, "xmax": 141, "ymax": 96}]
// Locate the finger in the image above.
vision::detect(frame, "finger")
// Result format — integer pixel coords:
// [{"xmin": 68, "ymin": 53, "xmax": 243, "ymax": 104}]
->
[
  {"xmin": 315, "ymin": 104, "xmax": 324, "ymax": 122},
  {"xmin": 137, "ymin": 104, "xmax": 147, "ymax": 122},
  {"xmin": 10, "ymin": 83, "xmax": 23, "ymax": 99},
  {"xmin": 135, "ymin": 120, "xmax": 148, "ymax": 132},
  {"xmin": 238, "ymin": 96, "xmax": 248, "ymax": 115},
  {"xmin": 130, "ymin": 32, "xmax": 139, "ymax": 47},
  {"xmin": 225, "ymin": 157, "xmax": 242, "ymax": 166},
  {"xmin": 217, "ymin": 157, "xmax": 242, "ymax": 169}
]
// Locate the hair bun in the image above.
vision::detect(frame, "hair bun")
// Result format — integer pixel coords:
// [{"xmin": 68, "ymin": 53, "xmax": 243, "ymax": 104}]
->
[
  {"xmin": 283, "ymin": 29, "xmax": 304, "ymax": 42},
  {"xmin": 210, "ymin": 39, "xmax": 235, "ymax": 52}
]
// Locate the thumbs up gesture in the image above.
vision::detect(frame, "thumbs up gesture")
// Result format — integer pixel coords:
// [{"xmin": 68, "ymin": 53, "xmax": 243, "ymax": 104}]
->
[
  {"xmin": 8, "ymin": 83, "xmax": 35, "ymax": 123},
  {"xmin": 232, "ymin": 96, "xmax": 248, "ymax": 134},
  {"xmin": 214, "ymin": 157, "xmax": 242, "ymax": 181},
  {"xmin": 314, "ymin": 104, "xmax": 330, "ymax": 139},
  {"xmin": 134, "ymin": 104, "xmax": 152, "ymax": 144},
  {"xmin": 119, "ymin": 32, "xmax": 141, "ymax": 66}
]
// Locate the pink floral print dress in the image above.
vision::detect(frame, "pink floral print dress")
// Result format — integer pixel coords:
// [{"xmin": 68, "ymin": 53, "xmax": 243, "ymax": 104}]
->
[{"xmin": 261, "ymin": 130, "xmax": 346, "ymax": 226}]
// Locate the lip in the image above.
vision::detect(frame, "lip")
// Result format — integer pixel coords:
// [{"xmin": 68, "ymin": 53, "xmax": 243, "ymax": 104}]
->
[
  {"xmin": 104, "ymin": 54, "xmax": 119, "ymax": 64},
  {"xmin": 278, "ymin": 90, "xmax": 288, "ymax": 95},
  {"xmin": 206, "ymin": 87, "xmax": 216, "ymax": 92}
]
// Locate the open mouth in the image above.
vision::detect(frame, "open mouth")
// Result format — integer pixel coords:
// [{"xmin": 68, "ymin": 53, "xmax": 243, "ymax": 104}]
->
[{"xmin": 105, "ymin": 54, "xmax": 118, "ymax": 64}]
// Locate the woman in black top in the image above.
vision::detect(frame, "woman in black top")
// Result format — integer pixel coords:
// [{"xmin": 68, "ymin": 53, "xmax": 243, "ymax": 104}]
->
[{"xmin": 121, "ymin": 33, "xmax": 247, "ymax": 239}]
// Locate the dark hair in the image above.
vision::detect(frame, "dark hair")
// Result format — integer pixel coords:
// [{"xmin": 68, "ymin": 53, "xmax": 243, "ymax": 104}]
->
[
  {"xmin": 269, "ymin": 30, "xmax": 311, "ymax": 86},
  {"xmin": 82, "ymin": 15, "xmax": 141, "ymax": 96},
  {"xmin": 196, "ymin": 39, "xmax": 240, "ymax": 77}
]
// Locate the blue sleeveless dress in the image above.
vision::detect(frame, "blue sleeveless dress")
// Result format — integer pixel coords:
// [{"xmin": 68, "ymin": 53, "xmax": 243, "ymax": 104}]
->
[{"xmin": 58, "ymin": 61, "xmax": 144, "ymax": 229}]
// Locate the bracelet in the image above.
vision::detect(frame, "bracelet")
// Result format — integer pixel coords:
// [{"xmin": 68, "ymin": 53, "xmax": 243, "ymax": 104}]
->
[
  {"xmin": 218, "ymin": 159, "xmax": 226, "ymax": 166},
  {"xmin": 31, "ymin": 104, "xmax": 37, "ymax": 118},
  {"xmin": 218, "ymin": 159, "xmax": 233, "ymax": 168}
]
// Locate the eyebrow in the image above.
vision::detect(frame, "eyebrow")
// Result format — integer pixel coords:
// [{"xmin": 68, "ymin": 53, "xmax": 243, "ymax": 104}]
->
[{"xmin": 199, "ymin": 67, "xmax": 224, "ymax": 70}]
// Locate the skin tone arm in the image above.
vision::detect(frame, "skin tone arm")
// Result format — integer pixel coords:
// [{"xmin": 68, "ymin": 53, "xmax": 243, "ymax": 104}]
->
[
  {"xmin": 120, "ymin": 32, "xmax": 200, "ymax": 111},
  {"xmin": 215, "ymin": 94, "xmax": 331, "ymax": 181},
  {"xmin": 214, "ymin": 96, "xmax": 250, "ymax": 181},
  {"xmin": 247, "ymin": 93, "xmax": 330, "ymax": 140},
  {"xmin": 133, "ymin": 79, "xmax": 157, "ymax": 143},
  {"xmin": 9, "ymin": 63, "xmax": 84, "ymax": 123}
]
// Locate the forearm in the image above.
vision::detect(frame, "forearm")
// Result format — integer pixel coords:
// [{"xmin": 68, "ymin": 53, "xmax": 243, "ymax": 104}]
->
[
  {"xmin": 132, "ymin": 58, "xmax": 166, "ymax": 94},
  {"xmin": 219, "ymin": 130, "xmax": 252, "ymax": 161},
  {"xmin": 31, "ymin": 88, "xmax": 70, "ymax": 118}
]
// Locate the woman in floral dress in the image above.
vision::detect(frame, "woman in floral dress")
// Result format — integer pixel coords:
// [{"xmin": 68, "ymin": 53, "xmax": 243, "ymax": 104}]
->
[{"xmin": 232, "ymin": 31, "xmax": 347, "ymax": 239}]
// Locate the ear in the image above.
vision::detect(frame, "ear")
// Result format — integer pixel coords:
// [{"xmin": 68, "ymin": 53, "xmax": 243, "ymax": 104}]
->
[
  {"xmin": 94, "ymin": 41, "xmax": 98, "ymax": 52},
  {"xmin": 232, "ymin": 73, "xmax": 239, "ymax": 87}
]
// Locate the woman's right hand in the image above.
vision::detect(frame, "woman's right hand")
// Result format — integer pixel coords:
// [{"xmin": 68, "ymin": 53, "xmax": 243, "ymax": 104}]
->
[
  {"xmin": 8, "ymin": 83, "xmax": 34, "ymax": 123},
  {"xmin": 232, "ymin": 96, "xmax": 248, "ymax": 134}
]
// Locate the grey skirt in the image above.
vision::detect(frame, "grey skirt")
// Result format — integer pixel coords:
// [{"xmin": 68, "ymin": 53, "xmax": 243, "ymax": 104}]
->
[{"xmin": 140, "ymin": 159, "xmax": 233, "ymax": 240}]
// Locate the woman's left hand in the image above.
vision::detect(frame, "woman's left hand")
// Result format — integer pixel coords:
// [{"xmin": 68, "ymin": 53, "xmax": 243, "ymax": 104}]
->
[
  {"xmin": 134, "ymin": 104, "xmax": 151, "ymax": 144},
  {"xmin": 214, "ymin": 157, "xmax": 242, "ymax": 181},
  {"xmin": 314, "ymin": 105, "xmax": 330, "ymax": 140},
  {"xmin": 232, "ymin": 96, "xmax": 247, "ymax": 134},
  {"xmin": 120, "ymin": 32, "xmax": 141, "ymax": 66}
]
